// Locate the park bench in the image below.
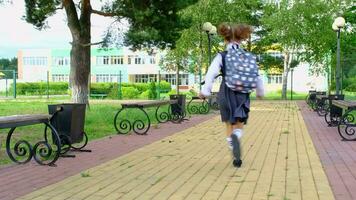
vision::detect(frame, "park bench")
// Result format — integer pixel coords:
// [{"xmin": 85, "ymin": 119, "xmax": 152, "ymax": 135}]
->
[
  {"xmin": 0, "ymin": 114, "xmax": 61, "ymax": 166},
  {"xmin": 90, "ymin": 94, "xmax": 107, "ymax": 99},
  {"xmin": 331, "ymin": 100, "xmax": 356, "ymax": 141},
  {"xmin": 306, "ymin": 91, "xmax": 326, "ymax": 110},
  {"xmin": 315, "ymin": 94, "xmax": 329, "ymax": 116},
  {"xmin": 324, "ymin": 94, "xmax": 345, "ymax": 126},
  {"xmin": 187, "ymin": 94, "xmax": 219, "ymax": 115},
  {"xmin": 114, "ymin": 99, "xmax": 185, "ymax": 135}
]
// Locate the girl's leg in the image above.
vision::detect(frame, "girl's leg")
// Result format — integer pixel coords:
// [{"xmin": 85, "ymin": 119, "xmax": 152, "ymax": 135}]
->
[
  {"xmin": 225, "ymin": 123, "xmax": 234, "ymax": 149},
  {"xmin": 231, "ymin": 121, "xmax": 244, "ymax": 167}
]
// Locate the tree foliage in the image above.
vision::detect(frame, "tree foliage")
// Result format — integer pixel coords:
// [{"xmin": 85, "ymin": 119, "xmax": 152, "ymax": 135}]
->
[
  {"xmin": 0, "ymin": 58, "xmax": 17, "ymax": 78},
  {"xmin": 161, "ymin": 0, "xmax": 263, "ymax": 73},
  {"xmin": 22, "ymin": 0, "xmax": 198, "ymax": 103}
]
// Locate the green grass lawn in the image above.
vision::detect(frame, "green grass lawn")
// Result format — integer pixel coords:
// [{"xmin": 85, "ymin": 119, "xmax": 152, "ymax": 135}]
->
[{"xmin": 0, "ymin": 100, "xmax": 202, "ymax": 165}]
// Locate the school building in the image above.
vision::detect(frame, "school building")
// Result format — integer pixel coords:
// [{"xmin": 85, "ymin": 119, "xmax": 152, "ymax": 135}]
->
[
  {"xmin": 17, "ymin": 48, "xmax": 194, "ymax": 90},
  {"xmin": 16, "ymin": 48, "xmax": 328, "ymax": 93}
]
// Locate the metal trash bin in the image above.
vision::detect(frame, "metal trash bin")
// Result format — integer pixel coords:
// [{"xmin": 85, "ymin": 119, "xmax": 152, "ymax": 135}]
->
[
  {"xmin": 329, "ymin": 94, "xmax": 345, "ymax": 118},
  {"xmin": 170, "ymin": 94, "xmax": 186, "ymax": 116},
  {"xmin": 48, "ymin": 103, "xmax": 86, "ymax": 145}
]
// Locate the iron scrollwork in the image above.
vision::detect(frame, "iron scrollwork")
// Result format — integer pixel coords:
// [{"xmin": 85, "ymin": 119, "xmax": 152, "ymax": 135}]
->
[
  {"xmin": 187, "ymin": 97, "xmax": 210, "ymax": 114},
  {"xmin": 6, "ymin": 122, "xmax": 61, "ymax": 166},
  {"xmin": 114, "ymin": 107, "xmax": 150, "ymax": 135},
  {"xmin": 338, "ymin": 110, "xmax": 356, "ymax": 141}
]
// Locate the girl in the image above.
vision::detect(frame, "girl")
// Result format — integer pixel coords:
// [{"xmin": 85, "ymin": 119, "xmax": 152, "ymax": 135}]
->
[{"xmin": 199, "ymin": 23, "xmax": 264, "ymax": 168}]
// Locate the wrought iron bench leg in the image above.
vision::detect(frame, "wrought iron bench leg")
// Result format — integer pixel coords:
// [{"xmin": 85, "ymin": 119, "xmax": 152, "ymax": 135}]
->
[
  {"xmin": 114, "ymin": 107, "xmax": 132, "ymax": 134},
  {"xmin": 155, "ymin": 104, "xmax": 171, "ymax": 123},
  {"xmin": 6, "ymin": 122, "xmax": 62, "ymax": 166},
  {"xmin": 133, "ymin": 108, "xmax": 151, "ymax": 135},
  {"xmin": 187, "ymin": 98, "xmax": 196, "ymax": 114},
  {"xmin": 114, "ymin": 107, "xmax": 150, "ymax": 135},
  {"xmin": 338, "ymin": 109, "xmax": 356, "ymax": 141},
  {"xmin": 200, "ymin": 99, "xmax": 210, "ymax": 114},
  {"xmin": 6, "ymin": 127, "xmax": 33, "ymax": 164}
]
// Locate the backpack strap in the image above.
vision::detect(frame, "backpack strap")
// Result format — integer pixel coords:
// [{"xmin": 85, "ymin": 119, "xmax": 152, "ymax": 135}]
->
[
  {"xmin": 219, "ymin": 51, "xmax": 227, "ymax": 77},
  {"xmin": 200, "ymin": 51, "xmax": 226, "ymax": 85}
]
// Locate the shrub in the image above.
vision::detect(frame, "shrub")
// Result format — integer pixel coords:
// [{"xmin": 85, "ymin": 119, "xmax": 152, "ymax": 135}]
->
[
  {"xmin": 107, "ymin": 83, "xmax": 119, "ymax": 99},
  {"xmin": 90, "ymin": 83, "xmax": 112, "ymax": 94},
  {"xmin": 11, "ymin": 82, "xmax": 69, "ymax": 95},
  {"xmin": 122, "ymin": 87, "xmax": 140, "ymax": 99},
  {"xmin": 139, "ymin": 90, "xmax": 150, "ymax": 99},
  {"xmin": 134, "ymin": 83, "xmax": 150, "ymax": 93},
  {"xmin": 148, "ymin": 82, "xmax": 157, "ymax": 99},
  {"xmin": 345, "ymin": 83, "xmax": 356, "ymax": 92},
  {"xmin": 158, "ymin": 81, "xmax": 171, "ymax": 92},
  {"xmin": 344, "ymin": 78, "xmax": 356, "ymax": 92}
]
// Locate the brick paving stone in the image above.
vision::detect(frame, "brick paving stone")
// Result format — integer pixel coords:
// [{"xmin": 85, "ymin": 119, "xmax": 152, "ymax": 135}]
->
[
  {"xmin": 17, "ymin": 101, "xmax": 334, "ymax": 200},
  {"xmin": 0, "ymin": 114, "xmax": 215, "ymax": 200},
  {"xmin": 298, "ymin": 101, "xmax": 356, "ymax": 200}
]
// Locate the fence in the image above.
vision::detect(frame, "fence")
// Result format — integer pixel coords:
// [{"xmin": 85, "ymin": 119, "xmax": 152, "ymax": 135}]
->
[{"xmin": 0, "ymin": 70, "xmax": 16, "ymax": 99}]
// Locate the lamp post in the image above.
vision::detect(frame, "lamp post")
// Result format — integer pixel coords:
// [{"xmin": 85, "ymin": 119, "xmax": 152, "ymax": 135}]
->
[
  {"xmin": 332, "ymin": 16, "xmax": 345, "ymax": 95},
  {"xmin": 199, "ymin": 22, "xmax": 216, "ymax": 91},
  {"xmin": 202, "ymin": 22, "xmax": 217, "ymax": 65}
]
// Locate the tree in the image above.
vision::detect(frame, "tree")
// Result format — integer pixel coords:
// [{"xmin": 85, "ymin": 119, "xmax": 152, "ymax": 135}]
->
[
  {"xmin": 160, "ymin": 0, "xmax": 264, "ymax": 89},
  {"xmin": 0, "ymin": 58, "xmax": 17, "ymax": 78},
  {"xmin": 24, "ymin": 0, "xmax": 198, "ymax": 103},
  {"xmin": 261, "ymin": 0, "xmax": 352, "ymax": 99}
]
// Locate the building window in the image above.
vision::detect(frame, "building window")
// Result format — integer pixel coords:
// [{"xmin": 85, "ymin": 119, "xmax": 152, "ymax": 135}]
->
[
  {"xmin": 96, "ymin": 74, "xmax": 120, "ymax": 83},
  {"xmin": 179, "ymin": 74, "xmax": 189, "ymax": 85},
  {"xmin": 134, "ymin": 56, "xmax": 145, "ymax": 64},
  {"xmin": 162, "ymin": 74, "xmax": 189, "ymax": 86},
  {"xmin": 52, "ymin": 74, "xmax": 69, "ymax": 82},
  {"xmin": 128, "ymin": 56, "xmax": 134, "ymax": 64},
  {"xmin": 164, "ymin": 74, "xmax": 176, "ymax": 86},
  {"xmin": 54, "ymin": 57, "xmax": 70, "ymax": 66},
  {"xmin": 96, "ymin": 56, "xmax": 111, "ymax": 65},
  {"xmin": 103, "ymin": 56, "xmax": 110, "ymax": 65},
  {"xmin": 135, "ymin": 74, "xmax": 156, "ymax": 83},
  {"xmin": 111, "ymin": 56, "xmax": 124, "ymax": 65},
  {"xmin": 23, "ymin": 57, "xmax": 48, "ymax": 66},
  {"xmin": 149, "ymin": 57, "xmax": 156, "ymax": 64},
  {"xmin": 267, "ymin": 74, "xmax": 282, "ymax": 84}
]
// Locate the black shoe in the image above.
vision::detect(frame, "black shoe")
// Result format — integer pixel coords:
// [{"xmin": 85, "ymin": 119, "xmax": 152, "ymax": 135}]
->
[
  {"xmin": 233, "ymin": 159, "xmax": 242, "ymax": 168},
  {"xmin": 230, "ymin": 133, "xmax": 241, "ymax": 161}
]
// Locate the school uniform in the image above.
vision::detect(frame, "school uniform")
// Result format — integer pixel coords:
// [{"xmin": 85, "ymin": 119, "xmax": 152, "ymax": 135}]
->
[{"xmin": 201, "ymin": 42, "xmax": 264, "ymax": 124}]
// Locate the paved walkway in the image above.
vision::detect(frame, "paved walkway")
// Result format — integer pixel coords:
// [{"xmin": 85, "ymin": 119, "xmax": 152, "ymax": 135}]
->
[
  {"xmin": 0, "ymin": 114, "xmax": 215, "ymax": 200},
  {"xmin": 298, "ymin": 101, "xmax": 356, "ymax": 200},
  {"xmin": 17, "ymin": 101, "xmax": 333, "ymax": 200}
]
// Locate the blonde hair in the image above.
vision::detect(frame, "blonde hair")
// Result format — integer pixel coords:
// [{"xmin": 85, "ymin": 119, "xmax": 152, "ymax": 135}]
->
[{"xmin": 218, "ymin": 23, "xmax": 253, "ymax": 42}]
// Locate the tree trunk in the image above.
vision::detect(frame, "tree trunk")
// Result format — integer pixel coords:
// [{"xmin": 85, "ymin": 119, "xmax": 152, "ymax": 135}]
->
[
  {"xmin": 64, "ymin": 0, "xmax": 91, "ymax": 104},
  {"xmin": 281, "ymin": 52, "xmax": 290, "ymax": 100},
  {"xmin": 70, "ymin": 41, "xmax": 90, "ymax": 104}
]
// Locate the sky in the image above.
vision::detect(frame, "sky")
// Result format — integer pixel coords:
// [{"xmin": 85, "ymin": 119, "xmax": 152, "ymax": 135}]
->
[{"xmin": 0, "ymin": 1, "xmax": 116, "ymax": 58}]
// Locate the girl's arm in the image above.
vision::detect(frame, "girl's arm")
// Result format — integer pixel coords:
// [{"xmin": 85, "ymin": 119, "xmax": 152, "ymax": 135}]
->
[
  {"xmin": 256, "ymin": 75, "xmax": 264, "ymax": 98},
  {"xmin": 200, "ymin": 54, "xmax": 222, "ymax": 97}
]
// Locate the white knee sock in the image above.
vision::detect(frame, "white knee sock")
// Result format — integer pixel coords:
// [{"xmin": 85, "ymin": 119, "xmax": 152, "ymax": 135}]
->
[
  {"xmin": 226, "ymin": 137, "xmax": 233, "ymax": 149},
  {"xmin": 232, "ymin": 129, "xmax": 243, "ymax": 139}
]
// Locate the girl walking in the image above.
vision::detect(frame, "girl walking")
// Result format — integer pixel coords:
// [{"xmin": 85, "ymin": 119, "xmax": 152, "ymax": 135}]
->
[{"xmin": 199, "ymin": 23, "xmax": 264, "ymax": 168}]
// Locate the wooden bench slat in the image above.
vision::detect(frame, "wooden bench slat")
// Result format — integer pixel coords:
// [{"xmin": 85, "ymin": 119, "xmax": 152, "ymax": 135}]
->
[
  {"xmin": 332, "ymin": 100, "xmax": 356, "ymax": 109},
  {"xmin": 121, "ymin": 100, "xmax": 178, "ymax": 108},
  {"xmin": 316, "ymin": 95, "xmax": 328, "ymax": 100},
  {"xmin": 0, "ymin": 114, "xmax": 51, "ymax": 129}
]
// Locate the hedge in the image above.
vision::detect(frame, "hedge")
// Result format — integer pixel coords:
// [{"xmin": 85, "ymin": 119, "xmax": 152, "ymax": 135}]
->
[
  {"xmin": 11, "ymin": 81, "xmax": 172, "ymax": 98},
  {"xmin": 11, "ymin": 82, "xmax": 68, "ymax": 95}
]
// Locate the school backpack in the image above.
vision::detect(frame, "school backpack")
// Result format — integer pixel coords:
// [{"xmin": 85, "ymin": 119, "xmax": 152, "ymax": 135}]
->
[{"xmin": 222, "ymin": 47, "xmax": 259, "ymax": 93}]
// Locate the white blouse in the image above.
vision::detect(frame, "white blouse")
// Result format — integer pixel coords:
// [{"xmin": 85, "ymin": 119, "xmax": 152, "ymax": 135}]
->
[{"xmin": 201, "ymin": 43, "xmax": 265, "ymax": 97}]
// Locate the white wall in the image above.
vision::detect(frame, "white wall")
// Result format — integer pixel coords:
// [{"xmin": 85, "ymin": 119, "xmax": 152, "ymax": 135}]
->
[
  {"xmin": 21, "ymin": 49, "xmax": 51, "ymax": 82},
  {"xmin": 287, "ymin": 62, "xmax": 328, "ymax": 92}
]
